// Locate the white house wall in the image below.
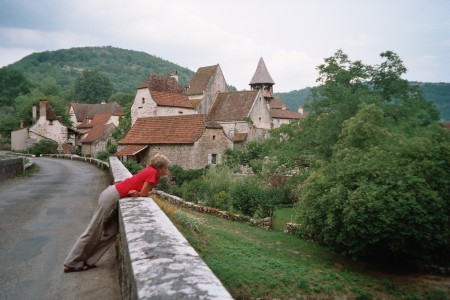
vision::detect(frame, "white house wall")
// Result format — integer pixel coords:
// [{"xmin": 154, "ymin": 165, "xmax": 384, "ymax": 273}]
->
[
  {"xmin": 196, "ymin": 66, "xmax": 228, "ymax": 115},
  {"xmin": 131, "ymin": 88, "xmax": 156, "ymax": 125},
  {"xmin": 29, "ymin": 116, "xmax": 69, "ymax": 146},
  {"xmin": 10, "ymin": 128, "xmax": 28, "ymax": 151}
]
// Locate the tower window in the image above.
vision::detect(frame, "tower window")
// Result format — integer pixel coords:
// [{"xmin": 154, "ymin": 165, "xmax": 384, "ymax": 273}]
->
[{"xmin": 142, "ymin": 98, "xmax": 145, "ymax": 104}]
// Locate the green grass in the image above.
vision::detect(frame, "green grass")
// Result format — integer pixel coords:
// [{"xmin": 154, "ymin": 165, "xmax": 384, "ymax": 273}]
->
[
  {"xmin": 154, "ymin": 197, "xmax": 450, "ymax": 299},
  {"xmin": 272, "ymin": 206, "xmax": 295, "ymax": 231}
]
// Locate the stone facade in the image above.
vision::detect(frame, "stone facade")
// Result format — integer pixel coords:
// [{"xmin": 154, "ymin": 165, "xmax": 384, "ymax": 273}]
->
[
  {"xmin": 137, "ymin": 127, "xmax": 233, "ymax": 169},
  {"xmin": 81, "ymin": 124, "xmax": 116, "ymax": 157}
]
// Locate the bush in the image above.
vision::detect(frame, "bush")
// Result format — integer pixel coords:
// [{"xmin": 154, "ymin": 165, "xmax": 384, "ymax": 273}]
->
[
  {"xmin": 96, "ymin": 150, "xmax": 110, "ymax": 161},
  {"xmin": 123, "ymin": 160, "xmax": 144, "ymax": 174},
  {"xmin": 28, "ymin": 139, "xmax": 58, "ymax": 155}
]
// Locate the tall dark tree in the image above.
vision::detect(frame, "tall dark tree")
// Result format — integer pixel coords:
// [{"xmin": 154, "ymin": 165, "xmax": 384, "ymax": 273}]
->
[
  {"xmin": 74, "ymin": 69, "xmax": 114, "ymax": 103},
  {"xmin": 0, "ymin": 67, "xmax": 31, "ymax": 107}
]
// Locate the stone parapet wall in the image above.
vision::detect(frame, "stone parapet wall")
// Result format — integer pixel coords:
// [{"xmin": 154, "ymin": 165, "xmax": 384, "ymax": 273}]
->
[
  {"xmin": 0, "ymin": 157, "xmax": 23, "ymax": 182},
  {"xmin": 109, "ymin": 156, "xmax": 233, "ymax": 300}
]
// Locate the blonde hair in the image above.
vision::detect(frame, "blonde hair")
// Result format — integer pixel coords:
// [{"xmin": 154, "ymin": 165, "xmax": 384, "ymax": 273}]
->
[{"xmin": 149, "ymin": 153, "xmax": 170, "ymax": 169}]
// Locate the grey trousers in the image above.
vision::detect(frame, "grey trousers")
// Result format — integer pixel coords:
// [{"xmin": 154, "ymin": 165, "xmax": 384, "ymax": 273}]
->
[{"xmin": 64, "ymin": 185, "xmax": 121, "ymax": 268}]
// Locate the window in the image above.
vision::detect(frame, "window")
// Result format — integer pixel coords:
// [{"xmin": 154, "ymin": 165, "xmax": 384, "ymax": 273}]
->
[
  {"xmin": 208, "ymin": 153, "xmax": 222, "ymax": 165},
  {"xmin": 212, "ymin": 135, "xmax": 216, "ymax": 141},
  {"xmin": 142, "ymin": 97, "xmax": 145, "ymax": 104}
]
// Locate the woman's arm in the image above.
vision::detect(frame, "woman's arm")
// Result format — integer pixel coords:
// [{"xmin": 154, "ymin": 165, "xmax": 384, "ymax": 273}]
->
[{"xmin": 128, "ymin": 181, "xmax": 156, "ymax": 197}]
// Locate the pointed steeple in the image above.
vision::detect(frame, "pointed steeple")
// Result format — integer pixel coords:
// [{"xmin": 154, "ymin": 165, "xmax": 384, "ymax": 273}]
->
[
  {"xmin": 250, "ymin": 57, "xmax": 275, "ymax": 85},
  {"xmin": 249, "ymin": 57, "xmax": 274, "ymax": 101}
]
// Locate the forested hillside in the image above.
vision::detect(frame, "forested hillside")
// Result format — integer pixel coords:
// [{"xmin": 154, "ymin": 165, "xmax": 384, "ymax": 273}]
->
[
  {"xmin": 7, "ymin": 46, "xmax": 195, "ymax": 93},
  {"xmin": 276, "ymin": 83, "xmax": 450, "ymax": 121}
]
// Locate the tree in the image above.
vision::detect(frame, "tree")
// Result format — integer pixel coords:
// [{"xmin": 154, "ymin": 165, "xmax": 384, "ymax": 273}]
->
[
  {"xmin": 74, "ymin": 69, "xmax": 114, "ymax": 103},
  {"xmin": 0, "ymin": 67, "xmax": 32, "ymax": 107},
  {"xmin": 297, "ymin": 104, "xmax": 450, "ymax": 265}
]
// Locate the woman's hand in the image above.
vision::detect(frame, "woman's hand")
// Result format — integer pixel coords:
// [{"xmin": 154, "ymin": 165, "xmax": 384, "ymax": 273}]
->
[{"xmin": 128, "ymin": 190, "xmax": 140, "ymax": 197}]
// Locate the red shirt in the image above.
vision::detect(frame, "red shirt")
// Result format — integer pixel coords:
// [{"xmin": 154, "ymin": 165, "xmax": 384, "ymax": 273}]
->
[{"xmin": 115, "ymin": 166, "xmax": 160, "ymax": 198}]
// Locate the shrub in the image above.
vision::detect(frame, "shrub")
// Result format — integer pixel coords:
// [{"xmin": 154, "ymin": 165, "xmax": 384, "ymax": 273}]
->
[
  {"xmin": 28, "ymin": 139, "xmax": 58, "ymax": 155},
  {"xmin": 96, "ymin": 150, "xmax": 110, "ymax": 161},
  {"xmin": 123, "ymin": 160, "xmax": 144, "ymax": 174}
]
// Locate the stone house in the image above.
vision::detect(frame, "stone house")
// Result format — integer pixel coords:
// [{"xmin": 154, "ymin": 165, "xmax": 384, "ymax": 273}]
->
[
  {"xmin": 69, "ymin": 102, "xmax": 124, "ymax": 156},
  {"xmin": 115, "ymin": 114, "xmax": 233, "ymax": 169},
  {"xmin": 186, "ymin": 64, "xmax": 228, "ymax": 115},
  {"xmin": 207, "ymin": 90, "xmax": 271, "ymax": 142},
  {"xmin": 11, "ymin": 100, "xmax": 78, "ymax": 153},
  {"xmin": 131, "ymin": 75, "xmax": 196, "ymax": 125},
  {"xmin": 80, "ymin": 123, "xmax": 116, "ymax": 157},
  {"xmin": 69, "ymin": 101, "xmax": 123, "ymax": 127},
  {"xmin": 269, "ymin": 96, "xmax": 306, "ymax": 128}
]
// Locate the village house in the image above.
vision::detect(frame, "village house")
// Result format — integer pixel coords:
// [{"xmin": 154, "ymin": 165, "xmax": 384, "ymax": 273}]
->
[
  {"xmin": 131, "ymin": 74, "xmax": 196, "ymax": 125},
  {"xmin": 69, "ymin": 101, "xmax": 124, "ymax": 156},
  {"xmin": 186, "ymin": 64, "xmax": 228, "ymax": 114},
  {"xmin": 115, "ymin": 114, "xmax": 233, "ymax": 169},
  {"xmin": 69, "ymin": 101, "xmax": 123, "ymax": 127},
  {"xmin": 11, "ymin": 100, "xmax": 78, "ymax": 153},
  {"xmin": 269, "ymin": 96, "xmax": 306, "ymax": 127},
  {"xmin": 207, "ymin": 90, "xmax": 271, "ymax": 142},
  {"xmin": 115, "ymin": 58, "xmax": 305, "ymax": 168}
]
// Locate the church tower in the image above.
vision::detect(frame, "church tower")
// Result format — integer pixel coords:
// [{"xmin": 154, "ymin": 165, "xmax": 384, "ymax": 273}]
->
[{"xmin": 249, "ymin": 57, "xmax": 275, "ymax": 102}]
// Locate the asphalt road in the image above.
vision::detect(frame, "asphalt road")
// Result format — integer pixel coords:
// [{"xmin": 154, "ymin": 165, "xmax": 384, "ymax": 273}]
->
[{"xmin": 0, "ymin": 157, "xmax": 121, "ymax": 300}]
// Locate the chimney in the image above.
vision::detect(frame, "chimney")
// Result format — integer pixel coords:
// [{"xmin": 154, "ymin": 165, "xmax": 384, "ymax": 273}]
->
[
  {"xmin": 40, "ymin": 100, "xmax": 47, "ymax": 118},
  {"xmin": 298, "ymin": 106, "xmax": 304, "ymax": 114},
  {"xmin": 20, "ymin": 120, "xmax": 24, "ymax": 128},
  {"xmin": 170, "ymin": 70, "xmax": 179, "ymax": 82},
  {"xmin": 32, "ymin": 105, "xmax": 37, "ymax": 124}
]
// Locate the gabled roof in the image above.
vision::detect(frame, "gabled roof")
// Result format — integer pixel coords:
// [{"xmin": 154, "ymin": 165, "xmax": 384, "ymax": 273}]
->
[
  {"xmin": 270, "ymin": 109, "xmax": 306, "ymax": 120},
  {"xmin": 208, "ymin": 91, "xmax": 259, "ymax": 122},
  {"xmin": 138, "ymin": 75, "xmax": 185, "ymax": 94},
  {"xmin": 150, "ymin": 90, "xmax": 194, "ymax": 109},
  {"xmin": 249, "ymin": 57, "xmax": 275, "ymax": 85},
  {"xmin": 118, "ymin": 114, "xmax": 207, "ymax": 145},
  {"xmin": 71, "ymin": 102, "xmax": 124, "ymax": 122},
  {"xmin": 81, "ymin": 124, "xmax": 114, "ymax": 143},
  {"xmin": 114, "ymin": 145, "xmax": 148, "ymax": 156},
  {"xmin": 269, "ymin": 96, "xmax": 287, "ymax": 109},
  {"xmin": 46, "ymin": 106, "xmax": 60, "ymax": 121},
  {"xmin": 90, "ymin": 113, "xmax": 112, "ymax": 126},
  {"xmin": 186, "ymin": 65, "xmax": 218, "ymax": 96}
]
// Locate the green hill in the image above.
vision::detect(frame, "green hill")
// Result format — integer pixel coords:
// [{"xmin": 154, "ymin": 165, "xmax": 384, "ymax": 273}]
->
[{"xmin": 7, "ymin": 46, "xmax": 195, "ymax": 93}]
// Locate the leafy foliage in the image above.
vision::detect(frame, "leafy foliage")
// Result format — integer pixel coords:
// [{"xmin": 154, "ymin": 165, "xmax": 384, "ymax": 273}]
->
[
  {"xmin": 74, "ymin": 69, "xmax": 114, "ymax": 103},
  {"xmin": 8, "ymin": 46, "xmax": 194, "ymax": 94},
  {"xmin": 0, "ymin": 67, "xmax": 32, "ymax": 107},
  {"xmin": 28, "ymin": 139, "xmax": 58, "ymax": 155}
]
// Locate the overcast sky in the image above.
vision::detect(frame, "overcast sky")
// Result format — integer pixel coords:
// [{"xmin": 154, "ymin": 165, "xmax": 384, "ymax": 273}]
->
[{"xmin": 1, "ymin": 0, "xmax": 449, "ymax": 92}]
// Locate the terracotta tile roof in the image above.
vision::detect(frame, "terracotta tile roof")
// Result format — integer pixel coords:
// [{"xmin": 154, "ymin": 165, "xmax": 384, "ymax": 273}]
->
[
  {"xmin": 118, "ymin": 114, "xmax": 206, "ymax": 145},
  {"xmin": 71, "ymin": 102, "xmax": 124, "ymax": 122},
  {"xmin": 208, "ymin": 91, "xmax": 259, "ymax": 122},
  {"xmin": 150, "ymin": 90, "xmax": 194, "ymax": 108},
  {"xmin": 114, "ymin": 145, "xmax": 148, "ymax": 156},
  {"xmin": 138, "ymin": 75, "xmax": 185, "ymax": 94},
  {"xmin": 90, "ymin": 113, "xmax": 112, "ymax": 126},
  {"xmin": 269, "ymin": 96, "xmax": 287, "ymax": 109},
  {"xmin": 81, "ymin": 124, "xmax": 113, "ymax": 143},
  {"xmin": 270, "ymin": 109, "xmax": 306, "ymax": 119},
  {"xmin": 77, "ymin": 118, "xmax": 92, "ymax": 129},
  {"xmin": 186, "ymin": 65, "xmax": 217, "ymax": 95},
  {"xmin": 249, "ymin": 57, "xmax": 275, "ymax": 85}
]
